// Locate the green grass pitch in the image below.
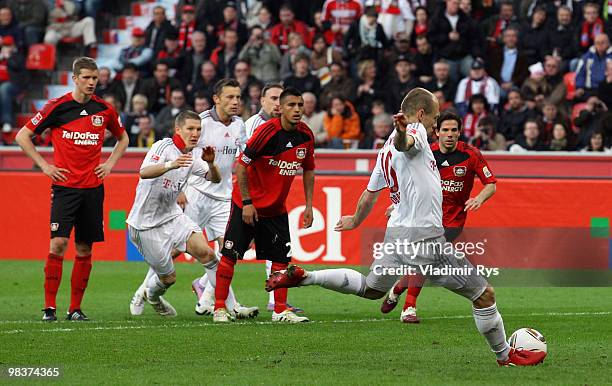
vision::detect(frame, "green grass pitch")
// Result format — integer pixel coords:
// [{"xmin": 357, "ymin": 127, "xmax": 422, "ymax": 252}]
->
[{"xmin": 1, "ymin": 260, "xmax": 611, "ymax": 385}]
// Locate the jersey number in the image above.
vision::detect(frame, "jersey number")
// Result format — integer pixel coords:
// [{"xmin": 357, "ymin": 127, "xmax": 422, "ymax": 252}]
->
[{"xmin": 381, "ymin": 151, "xmax": 400, "ymax": 204}]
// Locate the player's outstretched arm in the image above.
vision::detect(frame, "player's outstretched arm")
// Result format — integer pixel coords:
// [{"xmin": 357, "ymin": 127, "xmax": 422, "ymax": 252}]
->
[
  {"xmin": 302, "ymin": 169, "xmax": 315, "ymax": 228},
  {"xmin": 202, "ymin": 146, "xmax": 221, "ymax": 183},
  {"xmin": 392, "ymin": 113, "xmax": 415, "ymax": 152},
  {"xmin": 15, "ymin": 126, "xmax": 69, "ymax": 182},
  {"xmin": 334, "ymin": 189, "xmax": 380, "ymax": 232},
  {"xmin": 139, "ymin": 154, "xmax": 192, "ymax": 179},
  {"xmin": 95, "ymin": 131, "xmax": 129, "ymax": 179},
  {"xmin": 465, "ymin": 183, "xmax": 496, "ymax": 211}
]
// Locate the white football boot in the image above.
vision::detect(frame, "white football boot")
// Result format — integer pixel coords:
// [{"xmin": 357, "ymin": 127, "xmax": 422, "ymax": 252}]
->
[
  {"xmin": 129, "ymin": 283, "xmax": 147, "ymax": 316},
  {"xmin": 212, "ymin": 307, "xmax": 235, "ymax": 323},
  {"xmin": 271, "ymin": 309, "xmax": 309, "ymax": 323},
  {"xmin": 148, "ymin": 296, "xmax": 177, "ymax": 317}
]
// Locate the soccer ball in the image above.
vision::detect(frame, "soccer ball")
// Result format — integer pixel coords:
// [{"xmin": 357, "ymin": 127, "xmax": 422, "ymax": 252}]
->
[{"xmin": 508, "ymin": 328, "xmax": 547, "ymax": 356}]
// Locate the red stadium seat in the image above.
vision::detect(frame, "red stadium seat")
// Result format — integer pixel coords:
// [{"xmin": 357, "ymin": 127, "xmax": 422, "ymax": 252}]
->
[
  {"xmin": 26, "ymin": 44, "xmax": 56, "ymax": 71},
  {"xmin": 564, "ymin": 72, "xmax": 576, "ymax": 101}
]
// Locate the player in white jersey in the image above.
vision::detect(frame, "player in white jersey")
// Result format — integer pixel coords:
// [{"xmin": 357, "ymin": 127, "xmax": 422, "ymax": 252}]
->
[
  {"xmin": 185, "ymin": 79, "xmax": 258, "ymax": 319},
  {"xmin": 266, "ymin": 88, "xmax": 545, "ymax": 366},
  {"xmin": 126, "ymin": 110, "xmax": 222, "ymax": 317},
  {"xmin": 244, "ymin": 83, "xmax": 305, "ymax": 314}
]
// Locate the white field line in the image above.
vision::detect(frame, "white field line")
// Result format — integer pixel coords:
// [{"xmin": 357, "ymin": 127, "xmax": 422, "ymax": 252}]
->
[{"xmin": 1, "ymin": 311, "xmax": 610, "ymax": 335}]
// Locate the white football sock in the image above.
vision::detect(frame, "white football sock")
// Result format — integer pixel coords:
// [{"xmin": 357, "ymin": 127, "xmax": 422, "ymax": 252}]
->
[
  {"xmin": 265, "ymin": 260, "xmax": 272, "ymax": 278},
  {"xmin": 473, "ymin": 303, "xmax": 511, "ymax": 361},
  {"xmin": 301, "ymin": 269, "xmax": 367, "ymax": 296},
  {"xmin": 266, "ymin": 260, "xmax": 275, "ymax": 304},
  {"xmin": 145, "ymin": 274, "xmax": 167, "ymax": 303},
  {"xmin": 201, "ymin": 282, "xmax": 214, "ymax": 304},
  {"xmin": 141, "ymin": 267, "xmax": 156, "ymax": 287},
  {"xmin": 200, "ymin": 281, "xmax": 236, "ymax": 309},
  {"xmin": 225, "ymin": 286, "xmax": 237, "ymax": 310},
  {"xmin": 198, "ymin": 273, "xmax": 209, "ymax": 288},
  {"xmin": 202, "ymin": 259, "xmax": 218, "ymax": 288}
]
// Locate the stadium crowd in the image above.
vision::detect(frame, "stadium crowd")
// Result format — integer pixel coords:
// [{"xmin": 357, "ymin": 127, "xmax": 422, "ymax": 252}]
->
[{"xmin": 0, "ymin": 0, "xmax": 611, "ymax": 151}]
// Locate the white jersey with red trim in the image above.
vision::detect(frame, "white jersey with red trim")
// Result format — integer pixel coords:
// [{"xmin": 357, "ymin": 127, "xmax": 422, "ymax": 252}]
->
[
  {"xmin": 127, "ymin": 138, "xmax": 209, "ymax": 230},
  {"xmin": 367, "ymin": 122, "xmax": 444, "ymax": 241},
  {"xmin": 187, "ymin": 108, "xmax": 247, "ymax": 201}
]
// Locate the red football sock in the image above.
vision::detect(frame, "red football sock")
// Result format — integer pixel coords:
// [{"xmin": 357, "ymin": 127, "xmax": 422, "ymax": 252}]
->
[
  {"xmin": 44, "ymin": 253, "xmax": 64, "ymax": 309},
  {"xmin": 214, "ymin": 256, "xmax": 236, "ymax": 310},
  {"xmin": 69, "ymin": 254, "xmax": 92, "ymax": 312},
  {"xmin": 271, "ymin": 262, "xmax": 288, "ymax": 313},
  {"xmin": 393, "ymin": 275, "xmax": 411, "ymax": 295},
  {"xmin": 404, "ymin": 273, "xmax": 426, "ymax": 310}
]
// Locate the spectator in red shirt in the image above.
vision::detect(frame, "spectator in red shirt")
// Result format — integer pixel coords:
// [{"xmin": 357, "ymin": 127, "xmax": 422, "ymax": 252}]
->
[
  {"xmin": 269, "ymin": 4, "xmax": 312, "ymax": 53},
  {"xmin": 156, "ymin": 30, "xmax": 182, "ymax": 76},
  {"xmin": 321, "ymin": 0, "xmax": 363, "ymax": 48},
  {"xmin": 210, "ymin": 28, "xmax": 241, "ymax": 79},
  {"xmin": 578, "ymin": 2, "xmax": 605, "ymax": 55},
  {"xmin": 215, "ymin": 2, "xmax": 248, "ymax": 47},
  {"xmin": 178, "ymin": 5, "xmax": 196, "ymax": 50}
]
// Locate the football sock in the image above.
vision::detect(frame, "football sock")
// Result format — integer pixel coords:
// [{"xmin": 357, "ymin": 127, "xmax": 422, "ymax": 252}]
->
[
  {"xmin": 201, "ymin": 281, "xmax": 236, "ymax": 309},
  {"xmin": 44, "ymin": 253, "xmax": 64, "ymax": 309},
  {"xmin": 301, "ymin": 269, "xmax": 367, "ymax": 296},
  {"xmin": 146, "ymin": 274, "xmax": 168, "ymax": 303},
  {"xmin": 271, "ymin": 262, "xmax": 288, "ymax": 313},
  {"xmin": 404, "ymin": 273, "xmax": 426, "ymax": 310},
  {"xmin": 201, "ymin": 281, "xmax": 214, "ymax": 302},
  {"xmin": 142, "ymin": 267, "xmax": 156, "ymax": 287},
  {"xmin": 69, "ymin": 254, "xmax": 92, "ymax": 312},
  {"xmin": 214, "ymin": 256, "xmax": 235, "ymax": 310},
  {"xmin": 198, "ymin": 273, "xmax": 209, "ymax": 288},
  {"xmin": 473, "ymin": 303, "xmax": 510, "ymax": 361},
  {"xmin": 266, "ymin": 260, "xmax": 275, "ymax": 304},
  {"xmin": 393, "ymin": 275, "xmax": 410, "ymax": 296},
  {"xmin": 225, "ymin": 286, "xmax": 237, "ymax": 311},
  {"xmin": 202, "ymin": 258, "xmax": 218, "ymax": 288}
]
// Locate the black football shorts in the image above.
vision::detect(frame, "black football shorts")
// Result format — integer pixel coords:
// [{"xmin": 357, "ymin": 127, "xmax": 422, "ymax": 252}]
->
[
  {"xmin": 50, "ymin": 184, "xmax": 105, "ymax": 243},
  {"xmin": 220, "ymin": 202, "xmax": 292, "ymax": 263}
]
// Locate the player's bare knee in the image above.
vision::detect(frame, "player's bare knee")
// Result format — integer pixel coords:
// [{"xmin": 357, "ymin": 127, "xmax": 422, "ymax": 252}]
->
[
  {"xmin": 194, "ymin": 245, "xmax": 216, "ymax": 264},
  {"xmin": 474, "ymin": 286, "xmax": 496, "ymax": 308},
  {"xmin": 50, "ymin": 237, "xmax": 69, "ymax": 255},
  {"xmin": 75, "ymin": 242, "xmax": 92, "ymax": 256}
]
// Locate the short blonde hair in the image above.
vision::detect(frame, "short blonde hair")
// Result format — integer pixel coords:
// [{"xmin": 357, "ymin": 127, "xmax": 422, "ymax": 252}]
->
[{"xmin": 401, "ymin": 87, "xmax": 437, "ymax": 116}]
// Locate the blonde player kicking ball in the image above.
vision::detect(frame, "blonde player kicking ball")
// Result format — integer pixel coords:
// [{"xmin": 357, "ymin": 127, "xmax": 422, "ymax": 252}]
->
[
  {"xmin": 126, "ymin": 110, "xmax": 222, "ymax": 316},
  {"xmin": 266, "ymin": 88, "xmax": 545, "ymax": 366}
]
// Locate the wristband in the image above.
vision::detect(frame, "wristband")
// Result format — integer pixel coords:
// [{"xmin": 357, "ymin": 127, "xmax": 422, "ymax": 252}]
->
[
  {"xmin": 164, "ymin": 161, "xmax": 173, "ymax": 170},
  {"xmin": 242, "ymin": 199, "xmax": 253, "ymax": 206}
]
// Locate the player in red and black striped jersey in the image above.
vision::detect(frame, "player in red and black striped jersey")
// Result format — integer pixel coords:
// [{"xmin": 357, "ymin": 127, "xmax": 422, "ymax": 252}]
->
[
  {"xmin": 15, "ymin": 57, "xmax": 129, "ymax": 322},
  {"xmin": 213, "ymin": 87, "xmax": 316, "ymax": 323},
  {"xmin": 381, "ymin": 111, "xmax": 497, "ymax": 323}
]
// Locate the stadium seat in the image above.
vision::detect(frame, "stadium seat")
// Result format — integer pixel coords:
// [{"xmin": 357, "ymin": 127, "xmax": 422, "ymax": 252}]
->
[
  {"xmin": 26, "ymin": 44, "xmax": 56, "ymax": 71},
  {"xmin": 564, "ymin": 72, "xmax": 576, "ymax": 101}
]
